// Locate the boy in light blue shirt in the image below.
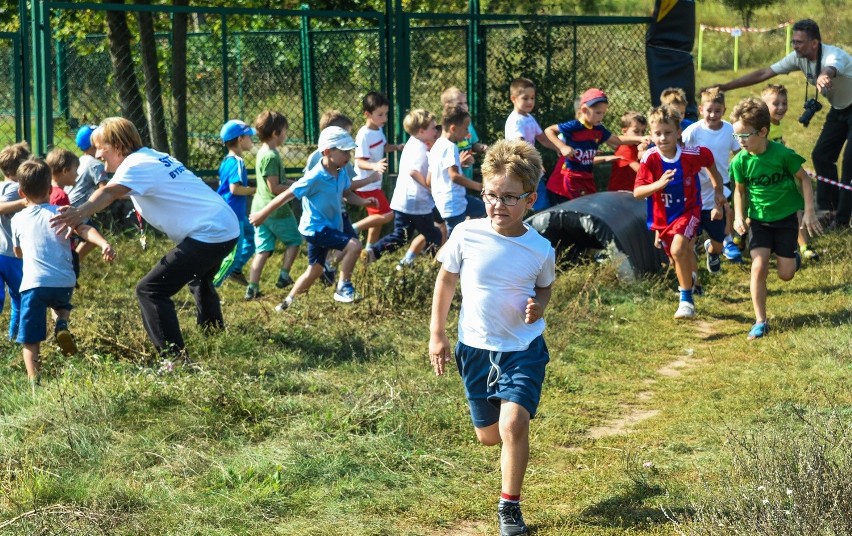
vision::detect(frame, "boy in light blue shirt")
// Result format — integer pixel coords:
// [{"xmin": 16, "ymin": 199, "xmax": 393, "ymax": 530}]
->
[
  {"xmin": 250, "ymin": 127, "xmax": 378, "ymax": 309},
  {"xmin": 12, "ymin": 159, "xmax": 114, "ymax": 389}
]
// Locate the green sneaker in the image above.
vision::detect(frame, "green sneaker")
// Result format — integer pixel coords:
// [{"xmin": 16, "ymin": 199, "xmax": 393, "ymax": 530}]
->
[{"xmin": 244, "ymin": 285, "xmax": 262, "ymax": 300}]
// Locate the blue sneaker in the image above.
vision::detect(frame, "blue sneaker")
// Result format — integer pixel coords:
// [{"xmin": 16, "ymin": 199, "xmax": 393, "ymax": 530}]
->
[
  {"xmin": 704, "ymin": 239, "xmax": 721, "ymax": 275},
  {"xmin": 747, "ymin": 322, "xmax": 768, "ymax": 340},
  {"xmin": 723, "ymin": 241, "xmax": 743, "ymax": 263},
  {"xmin": 333, "ymin": 281, "xmax": 359, "ymax": 303},
  {"xmin": 498, "ymin": 501, "xmax": 528, "ymax": 535}
]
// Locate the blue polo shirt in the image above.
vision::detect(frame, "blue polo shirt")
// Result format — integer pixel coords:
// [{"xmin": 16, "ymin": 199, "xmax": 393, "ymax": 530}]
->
[{"xmin": 292, "ymin": 160, "xmax": 351, "ymax": 236}]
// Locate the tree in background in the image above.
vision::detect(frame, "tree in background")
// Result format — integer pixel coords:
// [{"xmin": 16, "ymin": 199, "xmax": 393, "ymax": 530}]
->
[{"xmin": 718, "ymin": 0, "xmax": 781, "ymax": 28}]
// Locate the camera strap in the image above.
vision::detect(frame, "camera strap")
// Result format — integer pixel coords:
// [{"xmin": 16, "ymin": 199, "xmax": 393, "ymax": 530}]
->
[{"xmin": 804, "ymin": 44, "xmax": 823, "ymax": 105}]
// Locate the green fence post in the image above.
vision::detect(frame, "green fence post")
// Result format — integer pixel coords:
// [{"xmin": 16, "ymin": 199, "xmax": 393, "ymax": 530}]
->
[
  {"xmin": 393, "ymin": 0, "xmax": 406, "ymax": 144},
  {"xmin": 31, "ymin": 0, "xmax": 51, "ymax": 154},
  {"xmin": 466, "ymin": 0, "xmax": 480, "ymax": 123},
  {"xmin": 786, "ymin": 23, "xmax": 791, "ymax": 56},
  {"xmin": 18, "ymin": 0, "xmax": 30, "ymax": 143},
  {"xmin": 697, "ymin": 25, "xmax": 703, "ymax": 72},
  {"xmin": 236, "ymin": 33, "xmax": 244, "ymax": 118},
  {"xmin": 733, "ymin": 33, "xmax": 739, "ymax": 72},
  {"xmin": 299, "ymin": 5, "xmax": 317, "ymax": 145},
  {"xmin": 56, "ymin": 40, "xmax": 68, "ymax": 122},
  {"xmin": 222, "ymin": 14, "xmax": 229, "ymax": 125}
]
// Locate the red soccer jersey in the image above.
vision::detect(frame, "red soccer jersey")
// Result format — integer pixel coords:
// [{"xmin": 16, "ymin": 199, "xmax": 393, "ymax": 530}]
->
[
  {"xmin": 607, "ymin": 144, "xmax": 639, "ymax": 192},
  {"xmin": 635, "ymin": 145, "xmax": 714, "ymax": 231}
]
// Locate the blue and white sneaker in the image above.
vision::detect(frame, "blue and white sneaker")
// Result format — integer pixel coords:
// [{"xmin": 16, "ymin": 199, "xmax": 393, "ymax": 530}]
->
[
  {"xmin": 723, "ymin": 241, "xmax": 743, "ymax": 263},
  {"xmin": 333, "ymin": 281, "xmax": 359, "ymax": 303},
  {"xmin": 704, "ymin": 239, "xmax": 721, "ymax": 275}
]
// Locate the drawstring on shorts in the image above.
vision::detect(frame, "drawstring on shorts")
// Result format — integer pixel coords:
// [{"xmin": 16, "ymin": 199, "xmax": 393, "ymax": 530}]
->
[{"xmin": 486, "ymin": 351, "xmax": 503, "ymax": 391}]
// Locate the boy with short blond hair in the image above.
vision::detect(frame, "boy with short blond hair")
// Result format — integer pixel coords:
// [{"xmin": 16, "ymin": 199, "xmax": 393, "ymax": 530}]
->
[
  {"xmin": 364, "ymin": 108, "xmax": 441, "ymax": 263},
  {"xmin": 635, "ymin": 106, "xmax": 725, "ymax": 320},
  {"xmin": 607, "ymin": 111, "xmax": 648, "ymax": 192},
  {"xmin": 660, "ymin": 87, "xmax": 694, "ymax": 130},
  {"xmin": 729, "ymin": 98, "xmax": 822, "ymax": 340},
  {"xmin": 0, "ymin": 142, "xmax": 31, "ymax": 340},
  {"xmin": 245, "ymin": 110, "xmax": 302, "ymax": 300},
  {"xmin": 682, "ymin": 88, "xmax": 742, "ymax": 273},
  {"xmin": 12, "ymin": 159, "xmax": 114, "ymax": 389},
  {"xmin": 430, "ymin": 105, "xmax": 486, "ymax": 237},
  {"xmin": 430, "ymin": 138, "xmax": 555, "ymax": 536},
  {"xmin": 441, "ymin": 87, "xmax": 487, "ymax": 179}
]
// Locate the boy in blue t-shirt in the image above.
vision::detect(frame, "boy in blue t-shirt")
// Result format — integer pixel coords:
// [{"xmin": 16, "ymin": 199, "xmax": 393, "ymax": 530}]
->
[
  {"xmin": 12, "ymin": 160, "xmax": 114, "ymax": 389},
  {"xmin": 249, "ymin": 127, "xmax": 378, "ymax": 310},
  {"xmin": 213, "ymin": 119, "xmax": 257, "ymax": 287}
]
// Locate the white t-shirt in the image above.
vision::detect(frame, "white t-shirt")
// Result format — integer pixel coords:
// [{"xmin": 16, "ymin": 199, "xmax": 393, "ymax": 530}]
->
[
  {"xmin": 0, "ymin": 181, "xmax": 22, "ymax": 257},
  {"xmin": 429, "ymin": 136, "xmax": 466, "ymax": 218},
  {"xmin": 110, "ymin": 148, "xmax": 239, "ymax": 244},
  {"xmin": 67, "ymin": 154, "xmax": 109, "ymax": 208},
  {"xmin": 681, "ymin": 120, "xmax": 737, "ymax": 210},
  {"xmin": 354, "ymin": 125, "xmax": 386, "ymax": 191},
  {"xmin": 505, "ymin": 110, "xmax": 543, "ymax": 145},
  {"xmin": 389, "ymin": 136, "xmax": 433, "ymax": 215},
  {"xmin": 12, "ymin": 204, "xmax": 75, "ymax": 292},
  {"xmin": 438, "ymin": 218, "xmax": 556, "ymax": 352},
  {"xmin": 771, "ymin": 44, "xmax": 852, "ymax": 110}
]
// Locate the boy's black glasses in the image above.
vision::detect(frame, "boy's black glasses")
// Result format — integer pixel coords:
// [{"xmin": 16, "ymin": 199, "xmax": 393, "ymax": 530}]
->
[{"xmin": 481, "ymin": 192, "xmax": 532, "ymax": 206}]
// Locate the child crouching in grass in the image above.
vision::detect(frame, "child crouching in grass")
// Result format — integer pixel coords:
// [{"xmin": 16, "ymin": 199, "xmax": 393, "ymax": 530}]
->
[
  {"xmin": 12, "ymin": 160, "xmax": 114, "ymax": 391},
  {"xmin": 429, "ymin": 139, "xmax": 555, "ymax": 536}
]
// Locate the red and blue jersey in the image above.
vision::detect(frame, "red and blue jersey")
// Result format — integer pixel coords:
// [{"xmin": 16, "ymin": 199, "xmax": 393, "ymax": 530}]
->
[
  {"xmin": 635, "ymin": 145, "xmax": 714, "ymax": 231},
  {"xmin": 547, "ymin": 119, "xmax": 611, "ymax": 199}
]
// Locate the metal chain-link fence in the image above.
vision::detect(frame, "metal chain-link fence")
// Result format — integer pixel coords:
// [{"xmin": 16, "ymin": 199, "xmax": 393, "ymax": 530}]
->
[
  {"xmin": 0, "ymin": 33, "xmax": 21, "ymax": 146},
  {"xmin": 9, "ymin": 5, "xmax": 650, "ymax": 179}
]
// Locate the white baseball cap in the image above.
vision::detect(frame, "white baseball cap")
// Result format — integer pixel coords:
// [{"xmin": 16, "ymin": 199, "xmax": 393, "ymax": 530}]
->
[{"xmin": 317, "ymin": 126, "xmax": 357, "ymax": 152}]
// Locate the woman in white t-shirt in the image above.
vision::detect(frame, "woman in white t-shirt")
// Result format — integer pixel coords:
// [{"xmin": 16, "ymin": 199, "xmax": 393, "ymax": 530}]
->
[{"xmin": 51, "ymin": 117, "xmax": 239, "ymax": 360}]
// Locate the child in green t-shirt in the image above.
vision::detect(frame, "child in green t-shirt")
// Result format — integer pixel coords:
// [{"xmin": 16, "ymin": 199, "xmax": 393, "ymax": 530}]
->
[
  {"xmin": 245, "ymin": 111, "xmax": 303, "ymax": 300},
  {"xmin": 729, "ymin": 98, "xmax": 822, "ymax": 340}
]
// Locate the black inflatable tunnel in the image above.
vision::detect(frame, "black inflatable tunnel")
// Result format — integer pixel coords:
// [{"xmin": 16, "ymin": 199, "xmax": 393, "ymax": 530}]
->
[{"xmin": 525, "ymin": 191, "xmax": 668, "ymax": 276}]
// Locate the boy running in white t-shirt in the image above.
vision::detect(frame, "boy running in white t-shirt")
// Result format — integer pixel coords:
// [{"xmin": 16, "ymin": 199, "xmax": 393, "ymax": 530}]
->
[
  {"xmin": 430, "ymin": 106, "xmax": 486, "ymax": 237},
  {"xmin": 364, "ymin": 109, "xmax": 441, "ymax": 263},
  {"xmin": 430, "ymin": 139, "xmax": 555, "ymax": 536},
  {"xmin": 352, "ymin": 91, "xmax": 402, "ymax": 249},
  {"xmin": 681, "ymin": 88, "xmax": 740, "ymax": 278}
]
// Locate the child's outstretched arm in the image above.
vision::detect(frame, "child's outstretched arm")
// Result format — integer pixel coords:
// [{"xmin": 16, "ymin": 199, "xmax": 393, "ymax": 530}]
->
[
  {"xmin": 534, "ymin": 132, "xmax": 557, "ymax": 151},
  {"xmin": 545, "ymin": 125, "xmax": 573, "ymax": 158},
  {"xmin": 706, "ymin": 165, "xmax": 727, "ymax": 219},
  {"xmin": 606, "ymin": 134, "xmax": 645, "ymax": 148},
  {"xmin": 343, "ymin": 189, "xmax": 378, "ymax": 208},
  {"xmin": 634, "ymin": 169, "xmax": 676, "ymax": 199},
  {"xmin": 355, "ymin": 157, "xmax": 388, "ymax": 174},
  {"xmin": 795, "ymin": 168, "xmax": 823, "ymax": 236},
  {"xmin": 0, "ymin": 198, "xmax": 27, "ymax": 215},
  {"xmin": 385, "ymin": 143, "xmax": 404, "ymax": 153},
  {"xmin": 525, "ymin": 285, "xmax": 552, "ymax": 324},
  {"xmin": 449, "ymin": 166, "xmax": 482, "ymax": 191},
  {"xmin": 350, "ymin": 173, "xmax": 382, "ymax": 190},
  {"xmin": 75, "ymin": 224, "xmax": 115, "ymax": 262},
  {"xmin": 409, "ymin": 169, "xmax": 429, "ymax": 189},
  {"xmin": 249, "ymin": 186, "xmax": 296, "ymax": 227},
  {"xmin": 51, "ymin": 183, "xmax": 131, "ymax": 234},
  {"xmin": 429, "ymin": 267, "xmax": 459, "ymax": 376}
]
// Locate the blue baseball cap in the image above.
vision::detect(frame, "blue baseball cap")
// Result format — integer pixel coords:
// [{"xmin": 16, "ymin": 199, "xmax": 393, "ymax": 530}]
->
[
  {"xmin": 220, "ymin": 119, "xmax": 255, "ymax": 143},
  {"xmin": 75, "ymin": 124, "xmax": 98, "ymax": 150}
]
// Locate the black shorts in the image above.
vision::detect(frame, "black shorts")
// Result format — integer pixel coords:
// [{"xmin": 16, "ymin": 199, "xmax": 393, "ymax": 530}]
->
[
  {"xmin": 748, "ymin": 213, "xmax": 798, "ymax": 258},
  {"xmin": 431, "ymin": 206, "xmax": 445, "ymax": 224}
]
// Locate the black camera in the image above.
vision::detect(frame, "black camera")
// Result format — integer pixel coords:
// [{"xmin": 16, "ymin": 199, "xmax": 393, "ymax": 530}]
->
[{"xmin": 798, "ymin": 98, "xmax": 823, "ymax": 127}]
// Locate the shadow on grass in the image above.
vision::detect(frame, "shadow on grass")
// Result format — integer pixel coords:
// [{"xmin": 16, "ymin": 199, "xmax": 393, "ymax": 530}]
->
[
  {"xmin": 263, "ymin": 327, "xmax": 392, "ymax": 371},
  {"xmin": 578, "ymin": 482, "xmax": 693, "ymax": 529},
  {"xmin": 776, "ymin": 309, "xmax": 852, "ymax": 331},
  {"xmin": 786, "ymin": 282, "xmax": 852, "ymax": 296}
]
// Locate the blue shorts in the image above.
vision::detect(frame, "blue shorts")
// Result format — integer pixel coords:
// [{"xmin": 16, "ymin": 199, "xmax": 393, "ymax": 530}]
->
[
  {"xmin": 305, "ymin": 227, "xmax": 352, "ymax": 266},
  {"xmin": 700, "ymin": 208, "xmax": 726, "ymax": 243},
  {"xmin": 455, "ymin": 335, "xmax": 549, "ymax": 428},
  {"xmin": 17, "ymin": 287, "xmax": 74, "ymax": 344},
  {"xmin": 255, "ymin": 215, "xmax": 303, "ymax": 253}
]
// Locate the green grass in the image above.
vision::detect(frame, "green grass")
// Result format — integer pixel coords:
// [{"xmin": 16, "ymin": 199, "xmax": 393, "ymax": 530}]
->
[{"xmin": 0, "ymin": 219, "xmax": 850, "ymax": 534}]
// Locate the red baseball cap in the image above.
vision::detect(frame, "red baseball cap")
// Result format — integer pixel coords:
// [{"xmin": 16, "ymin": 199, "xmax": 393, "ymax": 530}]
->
[{"xmin": 581, "ymin": 88, "xmax": 608, "ymax": 106}]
